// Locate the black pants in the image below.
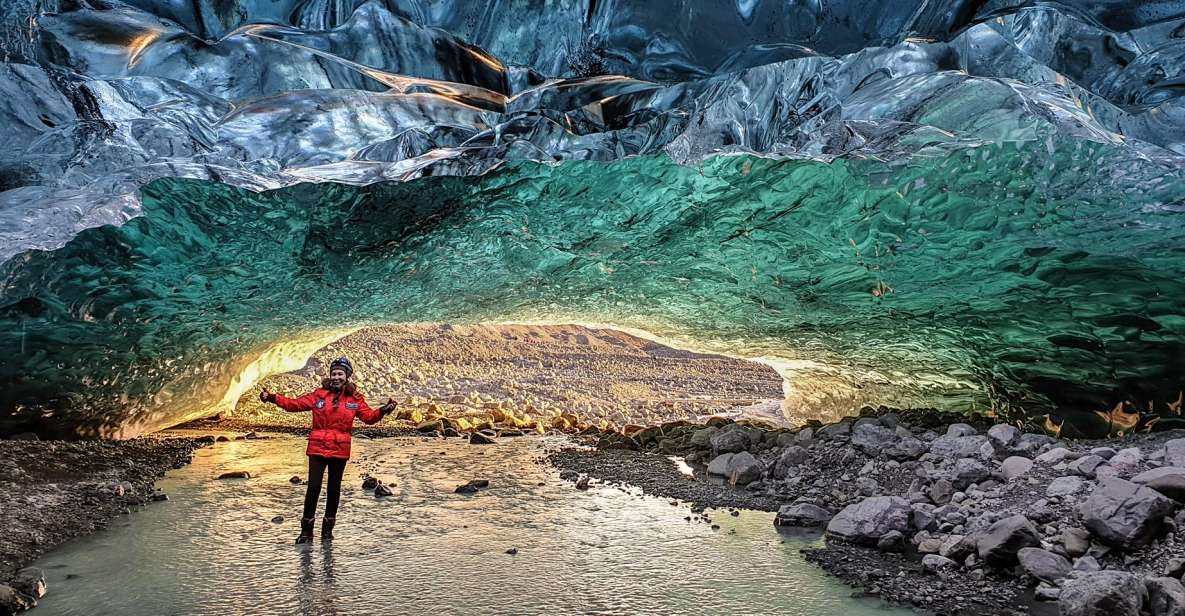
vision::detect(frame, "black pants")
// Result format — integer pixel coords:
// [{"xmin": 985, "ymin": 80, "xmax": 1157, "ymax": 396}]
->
[{"xmin": 303, "ymin": 455, "xmax": 347, "ymax": 519}]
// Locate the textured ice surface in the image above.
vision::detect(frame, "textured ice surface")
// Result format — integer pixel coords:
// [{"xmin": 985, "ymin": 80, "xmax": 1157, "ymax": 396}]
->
[{"xmin": 3, "ymin": 0, "xmax": 1185, "ymax": 435}]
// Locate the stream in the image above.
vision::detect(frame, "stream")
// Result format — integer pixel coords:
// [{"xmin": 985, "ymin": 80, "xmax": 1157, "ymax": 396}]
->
[{"xmin": 29, "ymin": 434, "xmax": 907, "ymax": 615}]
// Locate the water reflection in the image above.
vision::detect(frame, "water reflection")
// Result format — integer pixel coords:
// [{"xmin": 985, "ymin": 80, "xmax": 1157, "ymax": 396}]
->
[{"xmin": 30, "ymin": 434, "xmax": 907, "ymax": 615}]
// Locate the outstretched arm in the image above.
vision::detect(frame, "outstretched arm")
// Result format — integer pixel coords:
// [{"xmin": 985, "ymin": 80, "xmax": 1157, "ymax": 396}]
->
[
  {"xmin": 355, "ymin": 395, "xmax": 397, "ymax": 425},
  {"xmin": 261, "ymin": 387, "xmax": 318, "ymax": 412}
]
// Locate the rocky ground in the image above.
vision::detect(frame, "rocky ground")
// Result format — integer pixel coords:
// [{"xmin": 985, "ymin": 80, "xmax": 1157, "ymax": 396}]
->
[
  {"xmin": 549, "ymin": 412, "xmax": 1185, "ymax": 616},
  {"xmin": 226, "ymin": 323, "xmax": 785, "ymax": 432},
  {"xmin": 0, "ymin": 436, "xmax": 213, "ymax": 613}
]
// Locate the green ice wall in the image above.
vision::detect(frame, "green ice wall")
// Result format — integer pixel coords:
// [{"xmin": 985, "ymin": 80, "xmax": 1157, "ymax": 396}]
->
[{"xmin": 3, "ymin": 145, "xmax": 1185, "ymax": 437}]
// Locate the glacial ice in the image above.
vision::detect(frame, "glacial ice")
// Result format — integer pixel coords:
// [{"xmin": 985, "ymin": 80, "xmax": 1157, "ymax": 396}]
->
[{"xmin": 2, "ymin": 0, "xmax": 1185, "ymax": 436}]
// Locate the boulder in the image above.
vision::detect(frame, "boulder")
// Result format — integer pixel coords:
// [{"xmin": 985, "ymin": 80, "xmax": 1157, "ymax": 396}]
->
[
  {"xmin": 988, "ymin": 424, "xmax": 1020, "ymax": 448},
  {"xmin": 826, "ymin": 496, "xmax": 912, "ymax": 545},
  {"xmin": 1058, "ymin": 571, "xmax": 1145, "ymax": 616},
  {"xmin": 1062, "ymin": 527, "xmax": 1091, "ymax": 558},
  {"xmin": 706, "ymin": 453, "xmax": 735, "ymax": 476},
  {"xmin": 1132, "ymin": 467, "xmax": 1185, "ymax": 502},
  {"xmin": 773, "ymin": 446, "xmax": 809, "ymax": 478},
  {"xmin": 774, "ymin": 503, "xmax": 833, "ymax": 527},
  {"xmin": 711, "ymin": 427, "xmax": 750, "ymax": 455},
  {"xmin": 726, "ymin": 451, "xmax": 764, "ymax": 486},
  {"xmin": 1012, "ymin": 433, "xmax": 1057, "ymax": 457},
  {"xmin": 1070, "ymin": 455, "xmax": 1105, "ymax": 478},
  {"xmin": 877, "ymin": 530, "xmax": 906, "ymax": 552},
  {"xmin": 1036, "ymin": 447, "xmax": 1073, "ymax": 465},
  {"xmin": 1017, "ymin": 547, "xmax": 1071, "ymax": 584},
  {"xmin": 950, "ymin": 458, "xmax": 991, "ymax": 489},
  {"xmin": 1164, "ymin": 558, "xmax": 1185, "ymax": 579},
  {"xmin": 216, "ymin": 471, "xmax": 251, "ymax": 479},
  {"xmin": 928, "ymin": 478, "xmax": 954, "ymax": 505},
  {"xmin": 1047, "ymin": 476, "xmax": 1086, "ymax": 497},
  {"xmin": 689, "ymin": 426, "xmax": 717, "ymax": 449},
  {"xmin": 818, "ymin": 421, "xmax": 852, "ymax": 439},
  {"xmin": 1145, "ymin": 577, "xmax": 1185, "ymax": 616},
  {"xmin": 922, "ymin": 554, "xmax": 958, "ymax": 572},
  {"xmin": 976, "ymin": 514, "xmax": 1041, "ymax": 566},
  {"xmin": 1167, "ymin": 439, "xmax": 1185, "ymax": 468},
  {"xmin": 1080, "ymin": 478, "xmax": 1176, "ymax": 549},
  {"xmin": 947, "ymin": 423, "xmax": 978, "ymax": 438},
  {"xmin": 851, "ymin": 423, "xmax": 899, "ymax": 455},
  {"xmin": 884, "ymin": 436, "xmax": 926, "ymax": 461},
  {"xmin": 469, "ymin": 431, "xmax": 497, "ymax": 445},
  {"xmin": 929, "ymin": 435, "xmax": 991, "ymax": 460},
  {"xmin": 999, "ymin": 456, "xmax": 1035, "ymax": 480},
  {"xmin": 1107, "ymin": 448, "xmax": 1143, "ymax": 475}
]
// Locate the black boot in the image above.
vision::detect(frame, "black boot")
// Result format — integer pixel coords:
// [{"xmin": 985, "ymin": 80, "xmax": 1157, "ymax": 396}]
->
[
  {"xmin": 321, "ymin": 517, "xmax": 336, "ymax": 541},
  {"xmin": 295, "ymin": 517, "xmax": 314, "ymax": 544}
]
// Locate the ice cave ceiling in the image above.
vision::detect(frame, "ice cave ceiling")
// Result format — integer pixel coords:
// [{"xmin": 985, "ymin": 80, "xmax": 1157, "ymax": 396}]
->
[{"xmin": 3, "ymin": 0, "xmax": 1185, "ymax": 437}]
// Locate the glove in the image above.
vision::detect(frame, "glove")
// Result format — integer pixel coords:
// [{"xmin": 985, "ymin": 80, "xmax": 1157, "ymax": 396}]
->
[
  {"xmin": 379, "ymin": 398, "xmax": 398, "ymax": 417},
  {"xmin": 259, "ymin": 389, "xmax": 276, "ymax": 404}
]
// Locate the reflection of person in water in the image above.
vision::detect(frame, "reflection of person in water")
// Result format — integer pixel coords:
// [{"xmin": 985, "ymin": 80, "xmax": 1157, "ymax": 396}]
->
[{"xmin": 259, "ymin": 356, "xmax": 396, "ymax": 544}]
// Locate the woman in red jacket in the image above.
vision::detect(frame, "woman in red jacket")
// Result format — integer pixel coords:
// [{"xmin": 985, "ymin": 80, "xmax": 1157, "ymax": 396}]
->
[{"xmin": 259, "ymin": 356, "xmax": 396, "ymax": 544}]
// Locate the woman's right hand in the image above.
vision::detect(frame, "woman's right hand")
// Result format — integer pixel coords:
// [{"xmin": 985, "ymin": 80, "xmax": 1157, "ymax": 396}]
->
[{"xmin": 259, "ymin": 388, "xmax": 274, "ymax": 403}]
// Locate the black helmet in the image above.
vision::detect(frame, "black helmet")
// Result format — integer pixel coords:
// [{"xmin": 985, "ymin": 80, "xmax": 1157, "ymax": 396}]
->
[{"xmin": 329, "ymin": 356, "xmax": 353, "ymax": 377}]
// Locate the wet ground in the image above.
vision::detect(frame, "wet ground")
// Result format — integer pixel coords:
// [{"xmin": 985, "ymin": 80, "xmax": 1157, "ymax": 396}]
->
[{"xmin": 27, "ymin": 434, "xmax": 907, "ymax": 615}]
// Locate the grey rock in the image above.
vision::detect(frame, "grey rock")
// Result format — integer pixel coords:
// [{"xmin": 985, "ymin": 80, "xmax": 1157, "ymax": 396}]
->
[
  {"xmin": 1058, "ymin": 571, "xmax": 1145, "ymax": 616},
  {"xmin": 710, "ymin": 427, "xmax": 749, "ymax": 455},
  {"xmin": 773, "ymin": 446, "xmax": 809, "ymax": 478},
  {"xmin": 818, "ymin": 421, "xmax": 851, "ymax": 439},
  {"xmin": 922, "ymin": 554, "xmax": 958, "ymax": 572},
  {"xmin": 1062, "ymin": 527, "xmax": 1091, "ymax": 558},
  {"xmin": 1107, "ymin": 448, "xmax": 1144, "ymax": 475},
  {"xmin": 1013, "ymin": 433, "xmax": 1058, "ymax": 457},
  {"xmin": 1167, "ymin": 439, "xmax": 1185, "ymax": 468},
  {"xmin": 795, "ymin": 427, "xmax": 815, "ymax": 444},
  {"xmin": 884, "ymin": 436, "xmax": 927, "ymax": 460},
  {"xmin": 999, "ymin": 456, "xmax": 1035, "ymax": 480},
  {"xmin": 1090, "ymin": 447, "xmax": 1118, "ymax": 460},
  {"xmin": 877, "ymin": 530, "xmax": 907, "ymax": 552},
  {"xmin": 1017, "ymin": 547, "xmax": 1071, "ymax": 584},
  {"xmin": 929, "ymin": 478, "xmax": 954, "ymax": 505},
  {"xmin": 826, "ymin": 496, "xmax": 911, "ymax": 546},
  {"xmin": 774, "ymin": 503, "xmax": 833, "ymax": 527},
  {"xmin": 689, "ymin": 426, "xmax": 717, "ymax": 449},
  {"xmin": 851, "ymin": 423, "xmax": 898, "ymax": 455},
  {"xmin": 1037, "ymin": 447, "xmax": 1074, "ymax": 465},
  {"xmin": 1070, "ymin": 455, "xmax": 1106, "ymax": 478},
  {"xmin": 1047, "ymin": 476, "xmax": 1087, "ymax": 497},
  {"xmin": 1145, "ymin": 577, "xmax": 1185, "ymax": 616},
  {"xmin": 947, "ymin": 423, "xmax": 978, "ymax": 438},
  {"xmin": 1132, "ymin": 467, "xmax": 1185, "ymax": 502},
  {"xmin": 950, "ymin": 457, "xmax": 991, "ymax": 490},
  {"xmin": 988, "ymin": 424, "xmax": 1020, "ymax": 448},
  {"xmin": 1164, "ymin": 557, "xmax": 1185, "ymax": 579},
  {"xmin": 706, "ymin": 453, "xmax": 735, "ymax": 476},
  {"xmin": 1072, "ymin": 555, "xmax": 1101, "ymax": 572},
  {"xmin": 855, "ymin": 476, "xmax": 880, "ymax": 496},
  {"xmin": 1081, "ymin": 477, "xmax": 1176, "ymax": 549},
  {"xmin": 1035, "ymin": 583, "xmax": 1062, "ymax": 601},
  {"xmin": 912, "ymin": 504, "xmax": 938, "ymax": 532},
  {"xmin": 879, "ymin": 414, "xmax": 901, "ymax": 429},
  {"xmin": 929, "ymin": 435, "xmax": 991, "ymax": 460},
  {"xmin": 977, "ymin": 514, "xmax": 1041, "ymax": 566},
  {"xmin": 726, "ymin": 451, "xmax": 764, "ymax": 486}
]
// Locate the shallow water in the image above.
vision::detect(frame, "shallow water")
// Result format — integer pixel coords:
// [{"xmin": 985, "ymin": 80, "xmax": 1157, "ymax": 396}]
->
[{"xmin": 31, "ymin": 434, "xmax": 905, "ymax": 615}]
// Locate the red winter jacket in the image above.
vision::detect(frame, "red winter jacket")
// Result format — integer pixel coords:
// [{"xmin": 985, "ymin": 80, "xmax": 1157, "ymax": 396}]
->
[{"xmin": 273, "ymin": 383, "xmax": 382, "ymax": 459}]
